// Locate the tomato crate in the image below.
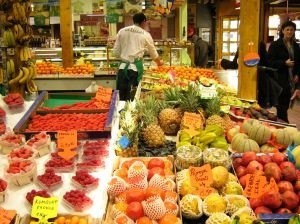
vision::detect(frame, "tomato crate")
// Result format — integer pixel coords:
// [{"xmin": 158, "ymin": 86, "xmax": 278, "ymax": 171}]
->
[{"xmin": 13, "ymin": 90, "xmax": 119, "ymax": 140}]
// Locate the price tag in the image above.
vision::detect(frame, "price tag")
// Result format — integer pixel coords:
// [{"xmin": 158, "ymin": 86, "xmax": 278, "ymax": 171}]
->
[
  {"xmin": 57, "ymin": 130, "xmax": 77, "ymax": 160},
  {"xmin": 265, "ymin": 177, "xmax": 279, "ymax": 193},
  {"xmin": 0, "ymin": 208, "xmax": 16, "ymax": 224},
  {"xmin": 31, "ymin": 196, "xmax": 59, "ymax": 224},
  {"xmin": 168, "ymin": 70, "xmax": 176, "ymax": 83},
  {"xmin": 193, "ymin": 186, "xmax": 215, "ymax": 199},
  {"xmin": 189, "ymin": 164, "xmax": 213, "ymax": 188},
  {"xmin": 243, "ymin": 174, "xmax": 267, "ymax": 198},
  {"xmin": 118, "ymin": 136, "xmax": 131, "ymax": 149},
  {"xmin": 182, "ymin": 112, "xmax": 203, "ymax": 130},
  {"xmin": 199, "ymin": 84, "xmax": 217, "ymax": 99}
]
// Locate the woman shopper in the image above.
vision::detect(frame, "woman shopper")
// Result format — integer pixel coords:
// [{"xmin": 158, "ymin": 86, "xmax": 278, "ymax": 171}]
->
[
  {"xmin": 267, "ymin": 20, "xmax": 300, "ymax": 123},
  {"xmin": 113, "ymin": 12, "xmax": 163, "ymax": 101}
]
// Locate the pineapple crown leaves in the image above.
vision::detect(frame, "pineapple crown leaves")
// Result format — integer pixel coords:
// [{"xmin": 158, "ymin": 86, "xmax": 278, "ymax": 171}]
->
[
  {"xmin": 204, "ymin": 97, "xmax": 223, "ymax": 117},
  {"xmin": 163, "ymin": 86, "xmax": 183, "ymax": 104},
  {"xmin": 178, "ymin": 83, "xmax": 201, "ymax": 112}
]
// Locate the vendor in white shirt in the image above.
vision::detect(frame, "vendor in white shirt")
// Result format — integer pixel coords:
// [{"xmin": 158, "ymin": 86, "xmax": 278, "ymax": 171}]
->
[{"xmin": 113, "ymin": 12, "xmax": 163, "ymax": 101}]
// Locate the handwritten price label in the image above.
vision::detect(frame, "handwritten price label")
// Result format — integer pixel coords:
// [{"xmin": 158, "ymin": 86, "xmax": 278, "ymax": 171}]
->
[
  {"xmin": 194, "ymin": 186, "xmax": 215, "ymax": 198},
  {"xmin": 0, "ymin": 209, "xmax": 16, "ymax": 224},
  {"xmin": 182, "ymin": 112, "xmax": 203, "ymax": 130},
  {"xmin": 199, "ymin": 84, "xmax": 217, "ymax": 99},
  {"xmin": 57, "ymin": 130, "xmax": 77, "ymax": 160},
  {"xmin": 243, "ymin": 174, "xmax": 267, "ymax": 198},
  {"xmin": 189, "ymin": 164, "xmax": 213, "ymax": 188},
  {"xmin": 31, "ymin": 196, "xmax": 59, "ymax": 224},
  {"xmin": 265, "ymin": 177, "xmax": 279, "ymax": 193}
]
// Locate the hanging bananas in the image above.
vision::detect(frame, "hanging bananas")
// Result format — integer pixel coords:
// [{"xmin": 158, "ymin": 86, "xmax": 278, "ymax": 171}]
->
[
  {"xmin": 19, "ymin": 47, "xmax": 32, "ymax": 61},
  {"xmin": 3, "ymin": 29, "xmax": 16, "ymax": 47}
]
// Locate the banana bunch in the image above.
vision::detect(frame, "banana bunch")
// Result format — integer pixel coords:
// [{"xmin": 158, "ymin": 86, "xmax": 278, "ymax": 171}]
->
[
  {"xmin": 12, "ymin": 2, "xmax": 27, "ymax": 23},
  {"xmin": 0, "ymin": 68, "xmax": 3, "ymax": 84},
  {"xmin": 19, "ymin": 47, "xmax": 32, "ymax": 61},
  {"xmin": 178, "ymin": 124, "xmax": 229, "ymax": 150},
  {"xmin": 3, "ymin": 29, "xmax": 16, "ymax": 47},
  {"xmin": 6, "ymin": 59, "xmax": 15, "ymax": 77},
  {"xmin": 8, "ymin": 63, "xmax": 37, "ymax": 93},
  {"xmin": 23, "ymin": 1, "xmax": 32, "ymax": 17},
  {"xmin": 0, "ymin": 14, "xmax": 13, "ymax": 27},
  {"xmin": 288, "ymin": 215, "xmax": 300, "ymax": 224},
  {"xmin": 12, "ymin": 24, "xmax": 25, "ymax": 41}
]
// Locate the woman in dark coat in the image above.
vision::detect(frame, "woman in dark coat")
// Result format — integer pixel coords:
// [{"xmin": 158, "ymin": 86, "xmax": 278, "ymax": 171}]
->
[{"xmin": 267, "ymin": 20, "xmax": 300, "ymax": 123}]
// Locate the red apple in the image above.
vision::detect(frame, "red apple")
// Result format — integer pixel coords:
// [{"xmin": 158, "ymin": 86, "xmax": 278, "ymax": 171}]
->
[
  {"xmin": 272, "ymin": 152, "xmax": 287, "ymax": 165},
  {"xmin": 262, "ymin": 191, "xmax": 282, "ymax": 209},
  {"xmin": 278, "ymin": 181, "xmax": 294, "ymax": 193},
  {"xmin": 246, "ymin": 161, "xmax": 264, "ymax": 174},
  {"xmin": 250, "ymin": 197, "xmax": 264, "ymax": 209},
  {"xmin": 281, "ymin": 190, "xmax": 299, "ymax": 210},
  {"xmin": 264, "ymin": 162, "xmax": 282, "ymax": 182},
  {"xmin": 242, "ymin": 151, "xmax": 257, "ymax": 166},
  {"xmin": 280, "ymin": 161, "xmax": 297, "ymax": 182},
  {"xmin": 276, "ymin": 208, "xmax": 292, "ymax": 214},
  {"xmin": 236, "ymin": 166, "xmax": 247, "ymax": 178},
  {"xmin": 254, "ymin": 206, "xmax": 273, "ymax": 215},
  {"xmin": 257, "ymin": 154, "xmax": 272, "ymax": 165}
]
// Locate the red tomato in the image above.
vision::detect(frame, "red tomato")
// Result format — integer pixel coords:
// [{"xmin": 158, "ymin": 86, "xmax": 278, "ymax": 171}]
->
[
  {"xmin": 147, "ymin": 158, "xmax": 165, "ymax": 169},
  {"xmin": 126, "ymin": 201, "xmax": 144, "ymax": 221},
  {"xmin": 148, "ymin": 167, "xmax": 165, "ymax": 180}
]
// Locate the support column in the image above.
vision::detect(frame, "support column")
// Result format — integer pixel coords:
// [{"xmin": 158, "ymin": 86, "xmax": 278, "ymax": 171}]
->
[
  {"xmin": 237, "ymin": 0, "xmax": 260, "ymax": 100},
  {"xmin": 175, "ymin": 2, "xmax": 187, "ymax": 42},
  {"xmin": 60, "ymin": 0, "xmax": 73, "ymax": 68}
]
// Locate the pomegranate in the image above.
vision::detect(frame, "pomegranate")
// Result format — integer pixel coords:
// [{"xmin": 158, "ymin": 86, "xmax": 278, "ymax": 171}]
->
[
  {"xmin": 280, "ymin": 161, "xmax": 297, "ymax": 182},
  {"xmin": 236, "ymin": 166, "xmax": 247, "ymax": 178},
  {"xmin": 250, "ymin": 198, "xmax": 264, "ymax": 209},
  {"xmin": 278, "ymin": 181, "xmax": 294, "ymax": 193},
  {"xmin": 264, "ymin": 162, "xmax": 282, "ymax": 182},
  {"xmin": 233, "ymin": 157, "xmax": 243, "ymax": 170},
  {"xmin": 262, "ymin": 191, "xmax": 282, "ymax": 209},
  {"xmin": 295, "ymin": 180, "xmax": 300, "ymax": 192},
  {"xmin": 257, "ymin": 154, "xmax": 272, "ymax": 165},
  {"xmin": 281, "ymin": 190, "xmax": 299, "ymax": 210},
  {"xmin": 239, "ymin": 175, "xmax": 248, "ymax": 188},
  {"xmin": 254, "ymin": 206, "xmax": 272, "ymax": 215},
  {"xmin": 271, "ymin": 152, "xmax": 287, "ymax": 165},
  {"xmin": 276, "ymin": 208, "xmax": 292, "ymax": 214},
  {"xmin": 242, "ymin": 151, "xmax": 257, "ymax": 166},
  {"xmin": 296, "ymin": 170, "xmax": 300, "ymax": 180},
  {"xmin": 246, "ymin": 161, "xmax": 263, "ymax": 174}
]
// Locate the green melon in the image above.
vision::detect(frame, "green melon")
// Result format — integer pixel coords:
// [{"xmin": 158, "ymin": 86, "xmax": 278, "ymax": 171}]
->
[
  {"xmin": 248, "ymin": 124, "xmax": 272, "ymax": 145},
  {"xmin": 231, "ymin": 133, "xmax": 260, "ymax": 153},
  {"xmin": 274, "ymin": 129, "xmax": 292, "ymax": 148},
  {"xmin": 241, "ymin": 119, "xmax": 260, "ymax": 134},
  {"xmin": 260, "ymin": 144, "xmax": 277, "ymax": 153}
]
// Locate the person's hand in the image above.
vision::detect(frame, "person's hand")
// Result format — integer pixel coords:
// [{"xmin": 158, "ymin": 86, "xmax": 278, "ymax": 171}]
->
[
  {"xmin": 291, "ymin": 89, "xmax": 300, "ymax": 100},
  {"xmin": 216, "ymin": 59, "xmax": 222, "ymax": 69},
  {"xmin": 285, "ymin": 58, "xmax": 294, "ymax": 67}
]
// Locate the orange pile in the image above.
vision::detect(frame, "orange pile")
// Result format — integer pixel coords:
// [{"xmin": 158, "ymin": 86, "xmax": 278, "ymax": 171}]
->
[
  {"xmin": 35, "ymin": 61, "xmax": 95, "ymax": 75},
  {"xmin": 149, "ymin": 65, "xmax": 218, "ymax": 81}
]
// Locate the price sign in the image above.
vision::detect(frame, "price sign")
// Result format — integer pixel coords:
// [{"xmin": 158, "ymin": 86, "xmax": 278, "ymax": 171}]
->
[
  {"xmin": 199, "ymin": 84, "xmax": 217, "ymax": 99},
  {"xmin": 182, "ymin": 112, "xmax": 203, "ymax": 130},
  {"xmin": 243, "ymin": 174, "xmax": 267, "ymax": 198},
  {"xmin": 31, "ymin": 196, "xmax": 59, "ymax": 224},
  {"xmin": 265, "ymin": 177, "xmax": 279, "ymax": 193},
  {"xmin": 189, "ymin": 164, "xmax": 213, "ymax": 188},
  {"xmin": 57, "ymin": 130, "xmax": 77, "ymax": 160},
  {"xmin": 194, "ymin": 186, "xmax": 215, "ymax": 199},
  {"xmin": 0, "ymin": 208, "xmax": 16, "ymax": 224}
]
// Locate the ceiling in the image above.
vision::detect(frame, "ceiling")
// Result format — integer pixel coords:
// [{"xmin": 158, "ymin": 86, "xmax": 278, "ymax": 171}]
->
[{"xmin": 268, "ymin": 0, "xmax": 300, "ymax": 8}]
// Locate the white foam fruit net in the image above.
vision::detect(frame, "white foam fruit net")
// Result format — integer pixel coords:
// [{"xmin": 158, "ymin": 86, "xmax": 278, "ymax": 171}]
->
[
  {"xmin": 142, "ymin": 196, "xmax": 166, "ymax": 220},
  {"xmin": 107, "ymin": 176, "xmax": 127, "ymax": 198},
  {"xmin": 202, "ymin": 193, "xmax": 228, "ymax": 216},
  {"xmin": 127, "ymin": 161, "xmax": 148, "ymax": 179},
  {"xmin": 176, "ymin": 169, "xmax": 189, "ymax": 182},
  {"xmin": 224, "ymin": 195, "xmax": 250, "ymax": 215},
  {"xmin": 113, "ymin": 214, "xmax": 135, "ymax": 224},
  {"xmin": 180, "ymin": 194, "xmax": 203, "ymax": 219},
  {"xmin": 127, "ymin": 175, "xmax": 148, "ymax": 189},
  {"xmin": 164, "ymin": 199, "xmax": 179, "ymax": 216},
  {"xmin": 148, "ymin": 174, "xmax": 167, "ymax": 190},
  {"xmin": 205, "ymin": 212, "xmax": 232, "ymax": 224},
  {"xmin": 231, "ymin": 206, "xmax": 256, "ymax": 220}
]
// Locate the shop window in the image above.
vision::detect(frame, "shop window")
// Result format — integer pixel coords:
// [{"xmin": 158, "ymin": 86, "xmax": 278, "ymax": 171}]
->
[{"xmin": 219, "ymin": 16, "xmax": 239, "ymax": 61}]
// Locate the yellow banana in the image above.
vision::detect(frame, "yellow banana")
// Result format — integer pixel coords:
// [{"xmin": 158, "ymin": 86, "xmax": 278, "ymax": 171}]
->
[
  {"xmin": 0, "ymin": 68, "xmax": 3, "ymax": 84},
  {"xmin": 10, "ymin": 59, "xmax": 15, "ymax": 75},
  {"xmin": 19, "ymin": 67, "xmax": 30, "ymax": 84},
  {"xmin": 9, "ymin": 69, "xmax": 24, "ymax": 85}
]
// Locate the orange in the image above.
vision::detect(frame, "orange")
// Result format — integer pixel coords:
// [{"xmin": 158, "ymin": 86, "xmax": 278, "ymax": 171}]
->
[
  {"xmin": 164, "ymin": 201, "xmax": 178, "ymax": 214},
  {"xmin": 158, "ymin": 214, "xmax": 179, "ymax": 224},
  {"xmin": 126, "ymin": 188, "xmax": 145, "ymax": 203},
  {"xmin": 55, "ymin": 217, "xmax": 66, "ymax": 224},
  {"xmin": 163, "ymin": 190, "xmax": 178, "ymax": 201},
  {"xmin": 70, "ymin": 216, "xmax": 79, "ymax": 224},
  {"xmin": 136, "ymin": 216, "xmax": 153, "ymax": 224},
  {"xmin": 115, "ymin": 168, "xmax": 128, "ymax": 179}
]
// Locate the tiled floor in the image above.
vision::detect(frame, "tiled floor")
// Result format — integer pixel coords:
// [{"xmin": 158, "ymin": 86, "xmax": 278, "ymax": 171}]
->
[{"xmin": 287, "ymin": 101, "xmax": 300, "ymax": 129}]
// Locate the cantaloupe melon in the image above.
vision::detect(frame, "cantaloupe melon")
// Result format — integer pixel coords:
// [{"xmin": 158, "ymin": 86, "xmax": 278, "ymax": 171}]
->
[
  {"xmin": 231, "ymin": 133, "xmax": 260, "ymax": 153},
  {"xmin": 274, "ymin": 129, "xmax": 292, "ymax": 148},
  {"xmin": 241, "ymin": 119, "xmax": 260, "ymax": 134},
  {"xmin": 248, "ymin": 124, "xmax": 271, "ymax": 145}
]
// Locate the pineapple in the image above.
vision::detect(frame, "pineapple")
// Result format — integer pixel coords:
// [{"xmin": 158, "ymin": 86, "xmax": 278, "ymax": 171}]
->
[
  {"xmin": 137, "ymin": 96, "xmax": 166, "ymax": 148},
  {"xmin": 177, "ymin": 84, "xmax": 205, "ymax": 129},
  {"xmin": 205, "ymin": 97, "xmax": 227, "ymax": 131},
  {"xmin": 116, "ymin": 101, "xmax": 139, "ymax": 157},
  {"xmin": 158, "ymin": 108, "xmax": 181, "ymax": 135}
]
